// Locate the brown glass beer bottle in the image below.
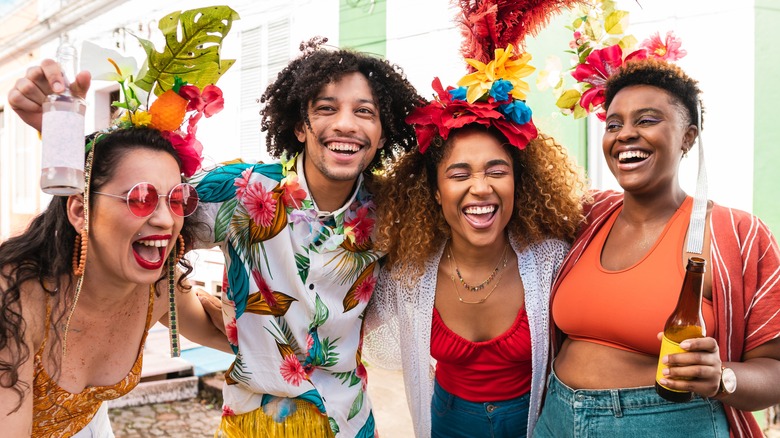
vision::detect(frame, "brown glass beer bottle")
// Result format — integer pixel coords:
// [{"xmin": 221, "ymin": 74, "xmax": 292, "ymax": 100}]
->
[{"xmin": 655, "ymin": 257, "xmax": 706, "ymax": 402}]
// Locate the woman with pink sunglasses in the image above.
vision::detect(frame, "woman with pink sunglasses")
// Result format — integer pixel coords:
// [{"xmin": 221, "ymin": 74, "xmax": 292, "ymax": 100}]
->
[{"xmin": 0, "ymin": 126, "xmax": 231, "ymax": 437}]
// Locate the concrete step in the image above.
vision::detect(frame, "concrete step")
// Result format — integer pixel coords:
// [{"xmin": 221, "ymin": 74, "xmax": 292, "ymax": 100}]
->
[{"xmin": 108, "ymin": 376, "xmax": 199, "ymax": 409}]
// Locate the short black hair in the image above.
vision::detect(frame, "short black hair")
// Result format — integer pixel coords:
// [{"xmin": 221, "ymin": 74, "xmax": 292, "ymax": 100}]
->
[{"xmin": 605, "ymin": 58, "xmax": 703, "ymax": 127}]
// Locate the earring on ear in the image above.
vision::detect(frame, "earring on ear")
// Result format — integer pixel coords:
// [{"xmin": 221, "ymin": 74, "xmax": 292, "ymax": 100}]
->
[
  {"xmin": 173, "ymin": 234, "xmax": 185, "ymax": 265},
  {"xmin": 72, "ymin": 228, "xmax": 88, "ymax": 276},
  {"xmin": 682, "ymin": 148, "xmax": 689, "ymax": 158}
]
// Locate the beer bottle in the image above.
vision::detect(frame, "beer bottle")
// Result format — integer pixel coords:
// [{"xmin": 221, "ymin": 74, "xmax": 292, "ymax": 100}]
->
[{"xmin": 655, "ymin": 257, "xmax": 706, "ymax": 402}]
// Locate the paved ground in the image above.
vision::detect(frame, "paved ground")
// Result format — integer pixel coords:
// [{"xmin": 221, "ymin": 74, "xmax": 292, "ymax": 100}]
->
[
  {"xmin": 110, "ymin": 366, "xmax": 414, "ymax": 437},
  {"xmin": 106, "ymin": 328, "xmax": 780, "ymax": 437},
  {"xmin": 110, "ymin": 384, "xmax": 780, "ymax": 438}
]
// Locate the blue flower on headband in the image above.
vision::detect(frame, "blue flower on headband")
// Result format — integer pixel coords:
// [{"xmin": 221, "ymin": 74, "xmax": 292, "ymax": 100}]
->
[
  {"xmin": 448, "ymin": 86, "xmax": 468, "ymax": 102},
  {"xmin": 500, "ymin": 100, "xmax": 533, "ymax": 125},
  {"xmin": 490, "ymin": 79, "xmax": 514, "ymax": 102}
]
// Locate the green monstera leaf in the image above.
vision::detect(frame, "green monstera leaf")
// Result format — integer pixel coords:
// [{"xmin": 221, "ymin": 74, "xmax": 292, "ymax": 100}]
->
[{"xmin": 134, "ymin": 6, "xmax": 240, "ymax": 96}]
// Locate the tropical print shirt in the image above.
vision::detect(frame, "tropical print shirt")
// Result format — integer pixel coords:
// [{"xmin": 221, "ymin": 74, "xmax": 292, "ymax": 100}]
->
[{"xmin": 192, "ymin": 153, "xmax": 380, "ymax": 437}]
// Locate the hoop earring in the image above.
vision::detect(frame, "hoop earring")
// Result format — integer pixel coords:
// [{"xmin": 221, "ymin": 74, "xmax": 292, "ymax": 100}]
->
[{"xmin": 72, "ymin": 228, "xmax": 88, "ymax": 276}]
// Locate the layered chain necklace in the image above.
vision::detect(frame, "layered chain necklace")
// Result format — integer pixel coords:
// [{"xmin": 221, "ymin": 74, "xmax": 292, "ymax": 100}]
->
[{"xmin": 446, "ymin": 243, "xmax": 510, "ymax": 304}]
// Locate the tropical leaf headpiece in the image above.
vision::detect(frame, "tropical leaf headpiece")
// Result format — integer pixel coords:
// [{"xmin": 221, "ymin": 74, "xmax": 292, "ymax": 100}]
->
[{"xmin": 81, "ymin": 5, "xmax": 240, "ymax": 176}]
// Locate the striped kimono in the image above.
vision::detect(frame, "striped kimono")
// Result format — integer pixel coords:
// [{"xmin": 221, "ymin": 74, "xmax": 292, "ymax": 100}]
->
[{"xmin": 550, "ymin": 190, "xmax": 780, "ymax": 437}]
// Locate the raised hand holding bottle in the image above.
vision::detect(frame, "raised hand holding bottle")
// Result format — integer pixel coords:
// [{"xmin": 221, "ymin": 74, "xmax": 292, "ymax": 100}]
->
[{"xmin": 40, "ymin": 34, "xmax": 86, "ymax": 195}]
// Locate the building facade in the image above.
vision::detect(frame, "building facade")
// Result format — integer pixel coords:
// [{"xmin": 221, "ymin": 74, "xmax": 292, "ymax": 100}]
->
[{"xmin": 0, "ymin": 0, "xmax": 778, "ymax": 292}]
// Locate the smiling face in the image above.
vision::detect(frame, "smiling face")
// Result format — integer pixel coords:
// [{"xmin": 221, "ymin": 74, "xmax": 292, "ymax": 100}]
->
[
  {"xmin": 434, "ymin": 129, "xmax": 515, "ymax": 251},
  {"xmin": 86, "ymin": 148, "xmax": 184, "ymax": 287},
  {"xmin": 295, "ymin": 72, "xmax": 385, "ymax": 190},
  {"xmin": 602, "ymin": 84, "xmax": 697, "ymax": 197}
]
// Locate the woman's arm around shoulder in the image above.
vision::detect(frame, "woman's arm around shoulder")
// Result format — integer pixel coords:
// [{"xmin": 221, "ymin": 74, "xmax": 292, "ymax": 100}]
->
[{"xmin": 157, "ymin": 276, "xmax": 232, "ymax": 354}]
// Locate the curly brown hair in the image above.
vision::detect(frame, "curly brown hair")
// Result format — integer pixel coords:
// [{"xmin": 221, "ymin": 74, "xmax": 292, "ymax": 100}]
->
[
  {"xmin": 605, "ymin": 58, "xmax": 703, "ymax": 127},
  {"xmin": 374, "ymin": 124, "xmax": 586, "ymax": 277},
  {"xmin": 260, "ymin": 37, "xmax": 423, "ymax": 171}
]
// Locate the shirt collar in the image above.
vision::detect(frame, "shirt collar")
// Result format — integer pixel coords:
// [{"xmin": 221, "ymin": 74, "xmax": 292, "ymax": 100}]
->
[{"xmin": 295, "ymin": 152, "xmax": 364, "ymax": 221}]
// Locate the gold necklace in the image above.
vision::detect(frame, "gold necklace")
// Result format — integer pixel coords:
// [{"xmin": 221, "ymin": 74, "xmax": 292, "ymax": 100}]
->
[
  {"xmin": 448, "ymin": 243, "xmax": 509, "ymax": 292},
  {"xmin": 446, "ymin": 243, "xmax": 510, "ymax": 304}
]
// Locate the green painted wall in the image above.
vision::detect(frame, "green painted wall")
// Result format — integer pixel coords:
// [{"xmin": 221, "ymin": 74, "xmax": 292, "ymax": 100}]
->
[
  {"xmin": 753, "ymin": 0, "xmax": 780, "ymax": 233},
  {"xmin": 525, "ymin": 13, "xmax": 589, "ymax": 172},
  {"xmin": 339, "ymin": 0, "xmax": 386, "ymax": 57}
]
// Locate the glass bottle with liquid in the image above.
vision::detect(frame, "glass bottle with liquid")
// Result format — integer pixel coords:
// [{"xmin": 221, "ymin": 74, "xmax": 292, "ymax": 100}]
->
[
  {"xmin": 40, "ymin": 34, "xmax": 86, "ymax": 195},
  {"xmin": 655, "ymin": 256, "xmax": 706, "ymax": 402}
]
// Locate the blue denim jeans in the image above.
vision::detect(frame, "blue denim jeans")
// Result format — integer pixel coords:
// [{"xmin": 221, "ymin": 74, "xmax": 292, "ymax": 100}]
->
[
  {"xmin": 533, "ymin": 371, "xmax": 729, "ymax": 438},
  {"xmin": 431, "ymin": 379, "xmax": 530, "ymax": 438}
]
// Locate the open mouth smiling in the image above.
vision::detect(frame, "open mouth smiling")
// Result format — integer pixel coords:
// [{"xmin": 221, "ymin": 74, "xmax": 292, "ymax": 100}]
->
[
  {"xmin": 618, "ymin": 150, "xmax": 651, "ymax": 164},
  {"xmin": 132, "ymin": 237, "xmax": 170, "ymax": 270}
]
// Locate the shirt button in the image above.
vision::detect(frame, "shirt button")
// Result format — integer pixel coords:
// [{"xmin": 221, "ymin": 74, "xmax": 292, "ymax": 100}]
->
[
  {"xmin": 486, "ymin": 404, "xmax": 496, "ymax": 413},
  {"xmin": 308, "ymin": 284, "xmax": 314, "ymax": 290}
]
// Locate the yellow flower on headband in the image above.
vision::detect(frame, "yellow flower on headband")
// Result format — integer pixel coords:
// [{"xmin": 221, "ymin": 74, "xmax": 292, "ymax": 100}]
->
[
  {"xmin": 131, "ymin": 111, "xmax": 152, "ymax": 126},
  {"xmin": 458, "ymin": 44, "xmax": 535, "ymax": 103}
]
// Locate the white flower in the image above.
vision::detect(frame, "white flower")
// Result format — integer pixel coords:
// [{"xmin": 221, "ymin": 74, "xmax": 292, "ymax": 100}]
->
[{"xmin": 80, "ymin": 41, "xmax": 137, "ymax": 82}]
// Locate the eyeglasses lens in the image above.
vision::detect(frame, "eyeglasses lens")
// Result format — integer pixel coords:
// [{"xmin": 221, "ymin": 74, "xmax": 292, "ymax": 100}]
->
[
  {"xmin": 128, "ymin": 183, "xmax": 158, "ymax": 217},
  {"xmin": 170, "ymin": 184, "xmax": 199, "ymax": 217}
]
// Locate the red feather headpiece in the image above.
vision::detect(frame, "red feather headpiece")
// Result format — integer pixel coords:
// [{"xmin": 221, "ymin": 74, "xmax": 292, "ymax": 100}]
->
[
  {"xmin": 407, "ymin": 0, "xmax": 587, "ymax": 152},
  {"xmin": 458, "ymin": 0, "xmax": 586, "ymax": 67}
]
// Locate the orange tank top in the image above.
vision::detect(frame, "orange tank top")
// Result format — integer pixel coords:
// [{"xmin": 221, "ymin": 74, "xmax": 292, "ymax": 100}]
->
[
  {"xmin": 32, "ymin": 285, "xmax": 155, "ymax": 438},
  {"xmin": 552, "ymin": 197, "xmax": 715, "ymax": 356}
]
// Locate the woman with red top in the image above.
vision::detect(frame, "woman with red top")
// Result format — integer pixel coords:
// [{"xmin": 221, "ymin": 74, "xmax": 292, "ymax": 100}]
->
[
  {"xmin": 534, "ymin": 59, "xmax": 780, "ymax": 437},
  {"xmin": 364, "ymin": 31, "xmax": 585, "ymax": 436}
]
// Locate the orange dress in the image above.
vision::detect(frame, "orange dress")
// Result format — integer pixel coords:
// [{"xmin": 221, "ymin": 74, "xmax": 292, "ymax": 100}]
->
[{"xmin": 32, "ymin": 286, "xmax": 155, "ymax": 438}]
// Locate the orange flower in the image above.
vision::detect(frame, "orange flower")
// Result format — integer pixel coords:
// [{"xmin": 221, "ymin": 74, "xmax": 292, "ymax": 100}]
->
[{"xmin": 148, "ymin": 90, "xmax": 188, "ymax": 131}]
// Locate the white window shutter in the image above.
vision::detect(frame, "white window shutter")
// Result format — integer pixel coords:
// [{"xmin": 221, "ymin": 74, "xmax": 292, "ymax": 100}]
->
[{"xmin": 239, "ymin": 17, "xmax": 290, "ymax": 163}]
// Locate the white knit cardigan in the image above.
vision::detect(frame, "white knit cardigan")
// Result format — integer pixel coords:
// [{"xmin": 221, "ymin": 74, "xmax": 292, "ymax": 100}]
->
[{"xmin": 364, "ymin": 237, "xmax": 569, "ymax": 437}]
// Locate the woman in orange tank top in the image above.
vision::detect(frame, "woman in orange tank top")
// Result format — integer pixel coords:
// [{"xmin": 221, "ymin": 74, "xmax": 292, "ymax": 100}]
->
[{"xmin": 534, "ymin": 37, "xmax": 780, "ymax": 438}]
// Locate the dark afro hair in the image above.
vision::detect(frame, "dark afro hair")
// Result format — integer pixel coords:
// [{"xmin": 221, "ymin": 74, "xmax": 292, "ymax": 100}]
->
[{"xmin": 259, "ymin": 37, "xmax": 423, "ymax": 172}]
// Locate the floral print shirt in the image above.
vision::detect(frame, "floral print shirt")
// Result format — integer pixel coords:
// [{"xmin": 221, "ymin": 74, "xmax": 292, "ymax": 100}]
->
[{"xmin": 192, "ymin": 153, "xmax": 380, "ymax": 437}]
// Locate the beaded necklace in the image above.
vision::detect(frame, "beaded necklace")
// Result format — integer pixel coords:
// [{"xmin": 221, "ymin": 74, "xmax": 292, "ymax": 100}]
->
[
  {"xmin": 446, "ymin": 243, "xmax": 510, "ymax": 304},
  {"xmin": 448, "ymin": 243, "xmax": 509, "ymax": 292}
]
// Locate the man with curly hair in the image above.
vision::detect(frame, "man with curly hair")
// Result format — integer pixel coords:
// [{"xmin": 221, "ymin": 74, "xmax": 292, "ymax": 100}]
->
[{"xmin": 10, "ymin": 37, "xmax": 422, "ymax": 437}]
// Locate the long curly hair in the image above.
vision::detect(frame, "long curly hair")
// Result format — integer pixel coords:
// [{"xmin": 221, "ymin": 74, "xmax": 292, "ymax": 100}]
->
[
  {"xmin": 0, "ymin": 127, "xmax": 197, "ymax": 412},
  {"xmin": 260, "ymin": 37, "xmax": 423, "ymax": 171},
  {"xmin": 604, "ymin": 58, "xmax": 703, "ymax": 127},
  {"xmin": 375, "ymin": 124, "xmax": 586, "ymax": 278}
]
